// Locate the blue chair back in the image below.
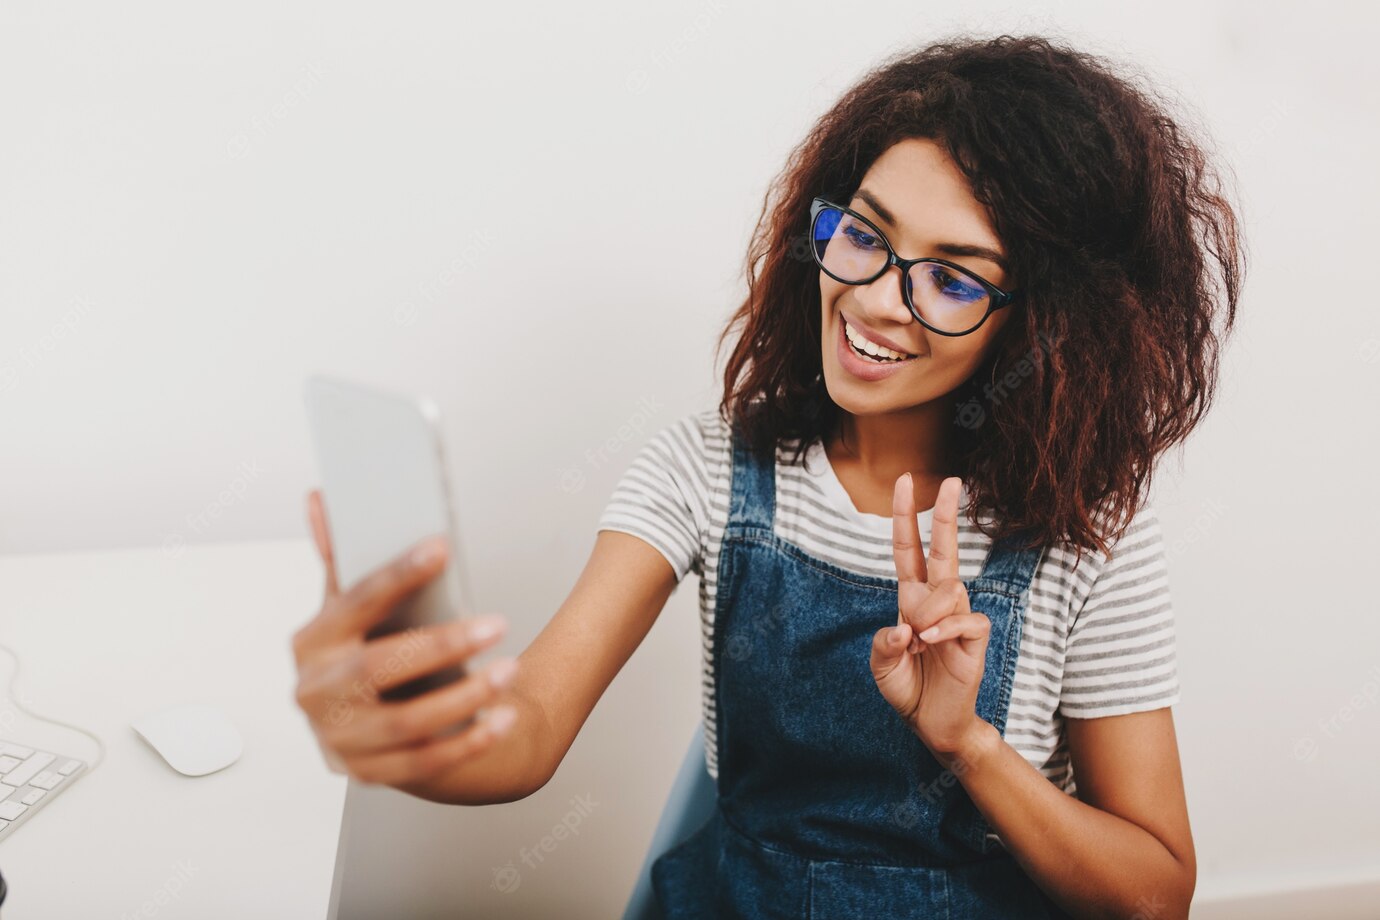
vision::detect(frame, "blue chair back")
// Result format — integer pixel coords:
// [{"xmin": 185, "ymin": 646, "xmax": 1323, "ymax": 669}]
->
[{"xmin": 620, "ymin": 723, "xmax": 717, "ymax": 920}]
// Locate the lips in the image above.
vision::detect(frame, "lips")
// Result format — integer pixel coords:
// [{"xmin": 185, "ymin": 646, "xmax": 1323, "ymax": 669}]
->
[
  {"xmin": 834, "ymin": 314, "xmax": 919, "ymax": 382},
  {"xmin": 843, "ymin": 318, "xmax": 915, "ymax": 362},
  {"xmin": 841, "ymin": 314, "xmax": 917, "ymax": 359}
]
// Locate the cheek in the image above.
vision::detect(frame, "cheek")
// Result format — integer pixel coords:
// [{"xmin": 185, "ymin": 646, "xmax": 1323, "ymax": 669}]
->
[
  {"xmin": 934, "ymin": 323, "xmax": 1006, "ymax": 380},
  {"xmin": 817, "ymin": 276, "xmax": 835, "ymax": 312},
  {"xmin": 818, "ymin": 276, "xmax": 842, "ymax": 333}
]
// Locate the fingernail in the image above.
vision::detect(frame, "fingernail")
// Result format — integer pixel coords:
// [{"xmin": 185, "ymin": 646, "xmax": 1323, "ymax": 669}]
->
[
  {"xmin": 488, "ymin": 657, "xmax": 518, "ymax": 688},
  {"xmin": 920, "ymin": 625, "xmax": 940, "ymax": 641},
  {"xmin": 411, "ymin": 537, "xmax": 445, "ymax": 567},
  {"xmin": 889, "ymin": 626, "xmax": 904, "ymax": 644},
  {"xmin": 469, "ymin": 614, "xmax": 507, "ymax": 642},
  {"xmin": 486, "ymin": 706, "xmax": 517, "ymax": 734}
]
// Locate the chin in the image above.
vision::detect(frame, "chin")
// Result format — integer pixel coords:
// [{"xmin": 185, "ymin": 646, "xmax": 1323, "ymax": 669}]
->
[
  {"xmin": 819, "ymin": 338, "xmax": 963, "ymax": 420},
  {"xmin": 819, "ymin": 355, "xmax": 909, "ymax": 417}
]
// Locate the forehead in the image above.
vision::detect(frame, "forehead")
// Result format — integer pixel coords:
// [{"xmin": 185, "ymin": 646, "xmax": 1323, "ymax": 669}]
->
[{"xmin": 855, "ymin": 138, "xmax": 1003, "ymax": 252}]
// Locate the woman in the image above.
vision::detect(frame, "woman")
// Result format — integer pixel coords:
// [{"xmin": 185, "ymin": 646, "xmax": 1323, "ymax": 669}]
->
[{"xmin": 292, "ymin": 33, "xmax": 1242, "ymax": 918}]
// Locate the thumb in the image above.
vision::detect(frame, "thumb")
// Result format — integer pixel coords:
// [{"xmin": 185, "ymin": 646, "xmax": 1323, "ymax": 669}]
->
[
  {"xmin": 307, "ymin": 489, "xmax": 340, "ymax": 597},
  {"xmin": 870, "ymin": 623, "xmax": 910, "ymax": 675},
  {"xmin": 870, "ymin": 624, "xmax": 919, "ymax": 712}
]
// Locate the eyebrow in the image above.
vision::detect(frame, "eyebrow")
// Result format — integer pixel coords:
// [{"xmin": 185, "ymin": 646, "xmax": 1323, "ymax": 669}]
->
[{"xmin": 852, "ymin": 187, "xmax": 1011, "ymax": 277}]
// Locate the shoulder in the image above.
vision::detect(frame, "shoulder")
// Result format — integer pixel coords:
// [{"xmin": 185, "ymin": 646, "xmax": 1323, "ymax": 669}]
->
[
  {"xmin": 635, "ymin": 406, "xmax": 732, "ymax": 484},
  {"xmin": 1032, "ymin": 499, "xmax": 1168, "ymax": 611},
  {"xmin": 616, "ymin": 404, "xmax": 737, "ymax": 527},
  {"xmin": 597, "ymin": 405, "xmax": 732, "ymax": 581},
  {"xmin": 1057, "ymin": 498, "xmax": 1179, "ymax": 718},
  {"xmin": 1079, "ymin": 500, "xmax": 1170, "ymax": 610}
]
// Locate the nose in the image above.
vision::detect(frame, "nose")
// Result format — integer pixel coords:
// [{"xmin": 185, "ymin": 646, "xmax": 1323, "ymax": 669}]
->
[{"xmin": 850, "ymin": 263, "xmax": 915, "ymax": 329}]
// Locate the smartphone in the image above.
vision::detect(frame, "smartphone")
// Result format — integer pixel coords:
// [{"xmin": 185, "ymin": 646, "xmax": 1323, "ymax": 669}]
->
[{"xmin": 303, "ymin": 374, "xmax": 474, "ymax": 701}]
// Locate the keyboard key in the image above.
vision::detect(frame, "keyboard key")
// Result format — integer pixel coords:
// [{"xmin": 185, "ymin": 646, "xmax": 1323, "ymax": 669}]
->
[
  {"xmin": 0, "ymin": 742, "xmax": 82, "ymax": 842},
  {"xmin": 1, "ymin": 752, "xmax": 54, "ymax": 787},
  {"xmin": 31, "ymin": 771, "xmax": 63, "ymax": 790}
]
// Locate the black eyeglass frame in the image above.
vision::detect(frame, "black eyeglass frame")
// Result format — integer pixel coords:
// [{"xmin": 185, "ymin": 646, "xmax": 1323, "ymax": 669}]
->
[{"xmin": 808, "ymin": 197, "xmax": 1022, "ymax": 337}]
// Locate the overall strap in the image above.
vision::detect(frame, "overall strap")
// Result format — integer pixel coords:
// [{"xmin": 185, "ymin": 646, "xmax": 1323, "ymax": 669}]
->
[
  {"xmin": 976, "ymin": 527, "xmax": 1047, "ymax": 595},
  {"xmin": 727, "ymin": 423, "xmax": 776, "ymax": 534}
]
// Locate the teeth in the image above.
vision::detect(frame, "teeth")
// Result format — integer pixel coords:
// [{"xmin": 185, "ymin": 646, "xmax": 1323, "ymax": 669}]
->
[{"xmin": 844, "ymin": 319, "xmax": 911, "ymax": 361}]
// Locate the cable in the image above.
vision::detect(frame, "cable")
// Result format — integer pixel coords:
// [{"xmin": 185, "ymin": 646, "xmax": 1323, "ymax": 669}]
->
[{"xmin": 0, "ymin": 643, "xmax": 106, "ymax": 773}]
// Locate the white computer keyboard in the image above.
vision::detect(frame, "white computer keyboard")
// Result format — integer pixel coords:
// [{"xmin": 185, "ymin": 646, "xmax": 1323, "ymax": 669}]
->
[{"xmin": 0, "ymin": 741, "xmax": 87, "ymax": 842}]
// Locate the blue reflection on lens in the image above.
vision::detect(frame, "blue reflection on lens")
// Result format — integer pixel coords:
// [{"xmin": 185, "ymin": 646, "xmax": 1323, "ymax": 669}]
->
[
  {"xmin": 842, "ymin": 224, "xmax": 883, "ymax": 251},
  {"xmin": 814, "ymin": 207, "xmax": 841, "ymax": 243},
  {"xmin": 918, "ymin": 265, "xmax": 985, "ymax": 303}
]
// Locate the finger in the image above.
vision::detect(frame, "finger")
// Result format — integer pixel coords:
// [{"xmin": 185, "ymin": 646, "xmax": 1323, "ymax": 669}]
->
[
  {"xmin": 370, "ymin": 615, "xmax": 508, "ymax": 692},
  {"xmin": 916, "ymin": 611, "xmax": 990, "ymax": 645},
  {"xmin": 344, "ymin": 704, "xmax": 519, "ymax": 786},
  {"xmin": 926, "ymin": 476, "xmax": 962, "ymax": 584},
  {"xmin": 870, "ymin": 624, "xmax": 919, "ymax": 714},
  {"xmin": 321, "ymin": 744, "xmax": 348, "ymax": 775},
  {"xmin": 307, "ymin": 489, "xmax": 340, "ymax": 597},
  {"xmin": 306, "ymin": 612, "xmax": 507, "ymax": 706},
  {"xmin": 317, "ymin": 534, "xmax": 449, "ymax": 645},
  {"xmin": 327, "ymin": 657, "xmax": 518, "ymax": 755},
  {"xmin": 893, "ymin": 473, "xmax": 930, "ymax": 613},
  {"xmin": 870, "ymin": 622, "xmax": 912, "ymax": 676},
  {"xmin": 899, "ymin": 576, "xmax": 970, "ymax": 643}
]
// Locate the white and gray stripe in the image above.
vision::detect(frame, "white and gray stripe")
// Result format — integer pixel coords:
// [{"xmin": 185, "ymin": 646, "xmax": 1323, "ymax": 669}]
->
[{"xmin": 597, "ymin": 409, "xmax": 1180, "ymax": 796}]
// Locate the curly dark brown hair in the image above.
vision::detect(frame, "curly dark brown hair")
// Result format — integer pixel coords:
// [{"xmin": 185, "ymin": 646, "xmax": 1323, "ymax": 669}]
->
[{"xmin": 716, "ymin": 33, "xmax": 1245, "ymax": 560}]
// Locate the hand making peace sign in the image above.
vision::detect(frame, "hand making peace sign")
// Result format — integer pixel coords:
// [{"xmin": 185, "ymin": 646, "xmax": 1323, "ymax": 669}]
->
[{"xmin": 869, "ymin": 473, "xmax": 988, "ymax": 757}]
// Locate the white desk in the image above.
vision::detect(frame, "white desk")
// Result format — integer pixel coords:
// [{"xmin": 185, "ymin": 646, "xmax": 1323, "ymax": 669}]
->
[
  {"xmin": 12, "ymin": 537, "xmax": 1374, "ymax": 918},
  {"xmin": 0, "ymin": 539, "xmax": 347, "ymax": 919}
]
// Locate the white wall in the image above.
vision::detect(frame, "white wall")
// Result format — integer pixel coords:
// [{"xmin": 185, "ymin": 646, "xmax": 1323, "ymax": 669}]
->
[{"xmin": 3, "ymin": 0, "xmax": 1378, "ymax": 912}]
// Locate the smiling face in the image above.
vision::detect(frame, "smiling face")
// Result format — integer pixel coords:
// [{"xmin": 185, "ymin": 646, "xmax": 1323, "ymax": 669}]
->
[{"xmin": 819, "ymin": 137, "xmax": 1016, "ymax": 417}]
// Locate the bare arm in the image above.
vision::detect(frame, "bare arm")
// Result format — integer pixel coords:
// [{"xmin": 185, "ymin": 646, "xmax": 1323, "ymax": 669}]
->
[
  {"xmin": 872, "ymin": 474, "xmax": 1194, "ymax": 919},
  {"xmin": 935, "ymin": 708, "xmax": 1196, "ymax": 919},
  {"xmin": 291, "ymin": 487, "xmax": 679, "ymax": 807},
  {"xmin": 400, "ymin": 530, "xmax": 678, "ymax": 804}
]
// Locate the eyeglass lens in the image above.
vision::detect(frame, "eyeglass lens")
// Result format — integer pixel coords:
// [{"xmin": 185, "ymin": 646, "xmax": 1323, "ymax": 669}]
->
[{"xmin": 811, "ymin": 205, "xmax": 991, "ymax": 334}]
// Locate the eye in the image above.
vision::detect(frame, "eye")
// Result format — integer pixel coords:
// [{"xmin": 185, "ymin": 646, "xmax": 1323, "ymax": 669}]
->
[
  {"xmin": 923, "ymin": 267, "xmax": 985, "ymax": 303},
  {"xmin": 842, "ymin": 223, "xmax": 884, "ymax": 251}
]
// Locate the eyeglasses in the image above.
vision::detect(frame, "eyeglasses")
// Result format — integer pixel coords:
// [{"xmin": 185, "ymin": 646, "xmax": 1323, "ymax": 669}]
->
[{"xmin": 808, "ymin": 197, "xmax": 1021, "ymax": 337}]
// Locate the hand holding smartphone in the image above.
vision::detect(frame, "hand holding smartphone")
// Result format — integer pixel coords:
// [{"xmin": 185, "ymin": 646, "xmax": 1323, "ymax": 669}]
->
[{"xmin": 292, "ymin": 376, "xmax": 520, "ymax": 787}]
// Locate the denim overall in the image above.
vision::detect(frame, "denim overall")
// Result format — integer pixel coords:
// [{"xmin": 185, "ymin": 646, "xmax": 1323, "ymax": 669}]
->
[{"xmin": 651, "ymin": 429, "xmax": 1074, "ymax": 919}]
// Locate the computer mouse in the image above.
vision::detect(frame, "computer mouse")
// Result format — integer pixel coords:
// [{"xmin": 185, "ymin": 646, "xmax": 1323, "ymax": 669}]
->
[{"xmin": 131, "ymin": 704, "xmax": 243, "ymax": 776}]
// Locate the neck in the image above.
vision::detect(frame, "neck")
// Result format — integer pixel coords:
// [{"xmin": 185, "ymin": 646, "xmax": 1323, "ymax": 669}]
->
[{"xmin": 827, "ymin": 395, "xmax": 960, "ymax": 485}]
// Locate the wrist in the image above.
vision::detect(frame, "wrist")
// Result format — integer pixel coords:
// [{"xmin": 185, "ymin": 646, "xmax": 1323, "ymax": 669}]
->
[{"xmin": 932, "ymin": 718, "xmax": 1000, "ymax": 773}]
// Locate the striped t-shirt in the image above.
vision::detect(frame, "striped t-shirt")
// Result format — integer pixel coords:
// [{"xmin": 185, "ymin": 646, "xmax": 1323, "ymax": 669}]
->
[{"xmin": 597, "ymin": 408, "xmax": 1181, "ymax": 797}]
